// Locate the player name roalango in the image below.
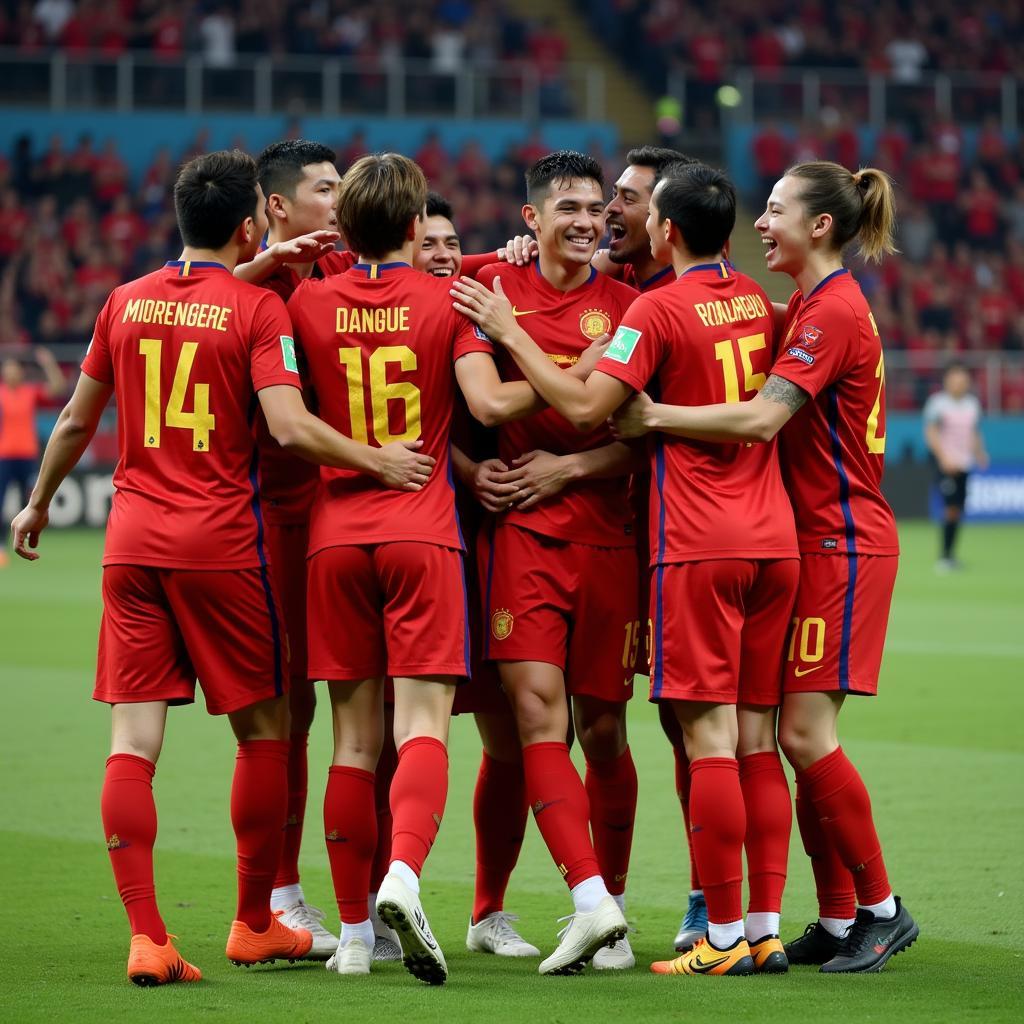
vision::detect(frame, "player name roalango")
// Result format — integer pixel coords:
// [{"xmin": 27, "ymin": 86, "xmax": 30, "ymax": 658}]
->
[
  {"xmin": 121, "ymin": 298, "xmax": 232, "ymax": 332},
  {"xmin": 336, "ymin": 306, "xmax": 411, "ymax": 333},
  {"xmin": 693, "ymin": 293, "xmax": 769, "ymax": 328}
]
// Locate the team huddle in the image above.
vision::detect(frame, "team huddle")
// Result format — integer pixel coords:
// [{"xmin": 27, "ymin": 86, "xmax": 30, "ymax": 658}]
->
[{"xmin": 12, "ymin": 138, "xmax": 919, "ymax": 987}]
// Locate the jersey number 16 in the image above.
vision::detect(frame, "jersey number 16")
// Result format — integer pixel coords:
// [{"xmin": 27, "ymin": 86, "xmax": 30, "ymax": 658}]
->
[{"xmin": 339, "ymin": 345, "xmax": 422, "ymax": 445}]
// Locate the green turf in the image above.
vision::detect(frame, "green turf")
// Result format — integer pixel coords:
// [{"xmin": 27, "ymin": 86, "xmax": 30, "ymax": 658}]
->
[{"xmin": 2, "ymin": 522, "xmax": 1023, "ymax": 1022}]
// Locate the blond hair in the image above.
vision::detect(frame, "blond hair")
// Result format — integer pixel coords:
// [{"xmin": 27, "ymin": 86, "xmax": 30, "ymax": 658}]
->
[
  {"xmin": 787, "ymin": 161, "xmax": 897, "ymax": 263},
  {"xmin": 336, "ymin": 153, "xmax": 427, "ymax": 259}
]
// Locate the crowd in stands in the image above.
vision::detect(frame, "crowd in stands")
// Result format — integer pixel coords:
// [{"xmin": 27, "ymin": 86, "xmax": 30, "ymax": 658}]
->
[
  {"xmin": 580, "ymin": 2, "xmax": 1024, "ymax": 95},
  {"xmin": 2, "ymin": 120, "xmax": 1023, "ymax": 412}
]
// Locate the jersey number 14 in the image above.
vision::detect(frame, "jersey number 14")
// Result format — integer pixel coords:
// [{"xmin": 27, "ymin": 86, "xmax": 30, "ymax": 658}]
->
[{"xmin": 139, "ymin": 338, "xmax": 215, "ymax": 452}]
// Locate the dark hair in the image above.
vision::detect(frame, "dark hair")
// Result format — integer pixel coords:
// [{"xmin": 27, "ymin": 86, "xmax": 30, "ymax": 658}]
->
[
  {"xmin": 944, "ymin": 360, "xmax": 968, "ymax": 375},
  {"xmin": 525, "ymin": 150, "xmax": 604, "ymax": 205},
  {"xmin": 625, "ymin": 145, "xmax": 696, "ymax": 185},
  {"xmin": 787, "ymin": 161, "xmax": 897, "ymax": 263},
  {"xmin": 174, "ymin": 149, "xmax": 259, "ymax": 249},
  {"xmin": 337, "ymin": 153, "xmax": 427, "ymax": 259},
  {"xmin": 425, "ymin": 190, "xmax": 453, "ymax": 220},
  {"xmin": 256, "ymin": 139, "xmax": 336, "ymax": 201},
  {"xmin": 653, "ymin": 162, "xmax": 736, "ymax": 258}
]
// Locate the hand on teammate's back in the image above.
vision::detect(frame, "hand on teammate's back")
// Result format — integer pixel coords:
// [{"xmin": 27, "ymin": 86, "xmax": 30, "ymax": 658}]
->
[
  {"xmin": 499, "ymin": 234, "xmax": 539, "ymax": 266},
  {"xmin": 271, "ymin": 230, "xmax": 341, "ymax": 264},
  {"xmin": 451, "ymin": 276, "xmax": 518, "ymax": 343},
  {"xmin": 372, "ymin": 440, "xmax": 436, "ymax": 491},
  {"xmin": 495, "ymin": 450, "xmax": 575, "ymax": 510}
]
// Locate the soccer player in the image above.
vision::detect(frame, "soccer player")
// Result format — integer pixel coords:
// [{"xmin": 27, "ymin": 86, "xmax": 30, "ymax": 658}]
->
[
  {"xmin": 612, "ymin": 161, "xmax": 920, "ymax": 973},
  {"xmin": 285, "ymin": 153, "xmax": 549, "ymax": 984},
  {"xmin": 0, "ymin": 347, "xmax": 65, "ymax": 568},
  {"xmin": 458, "ymin": 162, "xmax": 800, "ymax": 978},
  {"xmin": 923, "ymin": 361, "xmax": 988, "ymax": 571},
  {"xmin": 9, "ymin": 149, "xmax": 434, "ymax": 986},
  {"xmin": 452, "ymin": 151, "xmax": 641, "ymax": 976},
  {"xmin": 253, "ymin": 138, "xmax": 345, "ymax": 958}
]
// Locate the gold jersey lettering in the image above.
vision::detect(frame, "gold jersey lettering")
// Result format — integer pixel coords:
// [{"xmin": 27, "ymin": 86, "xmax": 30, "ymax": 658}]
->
[{"xmin": 337, "ymin": 306, "xmax": 411, "ymax": 334}]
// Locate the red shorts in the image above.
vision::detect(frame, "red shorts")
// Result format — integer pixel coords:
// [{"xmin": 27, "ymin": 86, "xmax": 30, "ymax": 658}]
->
[
  {"xmin": 94, "ymin": 564, "xmax": 288, "ymax": 715},
  {"xmin": 649, "ymin": 558, "xmax": 799, "ymax": 706},
  {"xmin": 306, "ymin": 543, "xmax": 469, "ymax": 681},
  {"xmin": 783, "ymin": 554, "xmax": 898, "ymax": 697},
  {"xmin": 483, "ymin": 524, "xmax": 638, "ymax": 702},
  {"xmin": 265, "ymin": 520, "xmax": 309, "ymax": 684},
  {"xmin": 453, "ymin": 519, "xmax": 507, "ymax": 716}
]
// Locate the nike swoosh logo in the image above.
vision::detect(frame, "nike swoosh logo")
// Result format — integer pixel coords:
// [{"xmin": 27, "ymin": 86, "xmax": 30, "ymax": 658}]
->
[
  {"xmin": 512, "ymin": 307, "xmax": 539, "ymax": 317},
  {"xmin": 794, "ymin": 665, "xmax": 823, "ymax": 677},
  {"xmin": 691, "ymin": 954, "xmax": 730, "ymax": 973}
]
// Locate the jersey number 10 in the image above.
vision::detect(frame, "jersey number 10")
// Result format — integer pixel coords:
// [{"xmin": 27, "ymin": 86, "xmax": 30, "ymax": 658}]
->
[{"xmin": 339, "ymin": 345, "xmax": 422, "ymax": 445}]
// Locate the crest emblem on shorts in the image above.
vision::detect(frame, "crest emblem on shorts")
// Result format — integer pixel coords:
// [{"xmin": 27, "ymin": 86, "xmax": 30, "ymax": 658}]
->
[
  {"xmin": 579, "ymin": 309, "xmax": 612, "ymax": 339},
  {"xmin": 491, "ymin": 608, "xmax": 514, "ymax": 641}
]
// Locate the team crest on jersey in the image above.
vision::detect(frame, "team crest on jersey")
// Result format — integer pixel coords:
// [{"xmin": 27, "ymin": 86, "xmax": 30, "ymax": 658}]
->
[
  {"xmin": 579, "ymin": 308, "xmax": 612, "ymax": 340},
  {"xmin": 491, "ymin": 608, "xmax": 514, "ymax": 641}
]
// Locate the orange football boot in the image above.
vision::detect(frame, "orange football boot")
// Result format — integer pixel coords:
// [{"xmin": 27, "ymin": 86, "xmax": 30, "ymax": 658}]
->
[
  {"xmin": 127, "ymin": 934, "xmax": 202, "ymax": 986},
  {"xmin": 651, "ymin": 935, "xmax": 755, "ymax": 976},
  {"xmin": 226, "ymin": 911, "xmax": 313, "ymax": 966},
  {"xmin": 749, "ymin": 934, "xmax": 789, "ymax": 973}
]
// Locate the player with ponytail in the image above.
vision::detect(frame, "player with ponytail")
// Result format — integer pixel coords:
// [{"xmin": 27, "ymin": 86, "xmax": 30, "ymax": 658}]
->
[{"xmin": 610, "ymin": 160, "xmax": 919, "ymax": 974}]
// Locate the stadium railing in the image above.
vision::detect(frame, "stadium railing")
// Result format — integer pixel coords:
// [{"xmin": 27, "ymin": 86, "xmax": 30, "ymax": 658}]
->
[
  {"xmin": 0, "ymin": 49, "xmax": 607, "ymax": 122},
  {"xmin": 667, "ymin": 67, "xmax": 1021, "ymax": 132}
]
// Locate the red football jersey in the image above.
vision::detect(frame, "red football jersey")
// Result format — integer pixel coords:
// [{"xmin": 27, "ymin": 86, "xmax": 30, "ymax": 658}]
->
[
  {"xmin": 597, "ymin": 262, "xmax": 797, "ymax": 563},
  {"xmin": 287, "ymin": 261, "xmax": 482, "ymax": 554},
  {"xmin": 772, "ymin": 269, "xmax": 899, "ymax": 555},
  {"xmin": 474, "ymin": 261, "xmax": 638, "ymax": 548},
  {"xmin": 81, "ymin": 260, "xmax": 301, "ymax": 569},
  {"xmin": 621, "ymin": 262, "xmax": 675, "ymax": 292}
]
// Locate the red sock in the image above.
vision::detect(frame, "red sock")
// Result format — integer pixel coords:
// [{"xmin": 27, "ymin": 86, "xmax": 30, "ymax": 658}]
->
[
  {"xmin": 273, "ymin": 732, "xmax": 308, "ymax": 890},
  {"xmin": 324, "ymin": 766, "xmax": 377, "ymax": 923},
  {"xmin": 101, "ymin": 754, "xmax": 166, "ymax": 943},
  {"xmin": 795, "ymin": 781, "xmax": 856, "ymax": 919},
  {"xmin": 688, "ymin": 757, "xmax": 746, "ymax": 924},
  {"xmin": 674, "ymin": 746, "xmax": 701, "ymax": 890},
  {"xmin": 472, "ymin": 752, "xmax": 527, "ymax": 921},
  {"xmin": 370, "ymin": 734, "xmax": 398, "ymax": 892},
  {"xmin": 739, "ymin": 751, "xmax": 791, "ymax": 915},
  {"xmin": 522, "ymin": 741, "xmax": 599, "ymax": 889},
  {"xmin": 389, "ymin": 737, "xmax": 448, "ymax": 875},
  {"xmin": 585, "ymin": 747, "xmax": 637, "ymax": 896},
  {"xmin": 232, "ymin": 739, "xmax": 290, "ymax": 931},
  {"xmin": 799, "ymin": 747, "xmax": 891, "ymax": 906}
]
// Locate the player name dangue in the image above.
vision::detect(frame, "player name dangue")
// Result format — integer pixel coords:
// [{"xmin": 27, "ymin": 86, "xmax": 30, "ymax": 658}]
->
[
  {"xmin": 121, "ymin": 298, "xmax": 232, "ymax": 332},
  {"xmin": 694, "ymin": 293, "xmax": 769, "ymax": 328},
  {"xmin": 336, "ymin": 306, "xmax": 411, "ymax": 333}
]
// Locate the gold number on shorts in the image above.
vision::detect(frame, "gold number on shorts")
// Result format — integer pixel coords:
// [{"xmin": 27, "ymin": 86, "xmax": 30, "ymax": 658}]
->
[
  {"xmin": 865, "ymin": 352, "xmax": 886, "ymax": 455},
  {"xmin": 714, "ymin": 332, "xmax": 767, "ymax": 404},
  {"xmin": 338, "ymin": 345, "xmax": 422, "ymax": 445},
  {"xmin": 138, "ymin": 337, "xmax": 215, "ymax": 451},
  {"xmin": 787, "ymin": 616, "xmax": 826, "ymax": 663},
  {"xmin": 621, "ymin": 619, "xmax": 641, "ymax": 670}
]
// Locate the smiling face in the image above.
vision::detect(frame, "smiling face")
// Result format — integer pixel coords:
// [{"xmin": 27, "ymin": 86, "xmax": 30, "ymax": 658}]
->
[
  {"xmin": 605, "ymin": 164, "xmax": 657, "ymax": 266},
  {"xmin": 755, "ymin": 174, "xmax": 830, "ymax": 275},
  {"xmin": 272, "ymin": 160, "xmax": 341, "ymax": 238},
  {"xmin": 524, "ymin": 177, "xmax": 606, "ymax": 268},
  {"xmin": 415, "ymin": 214, "xmax": 462, "ymax": 278}
]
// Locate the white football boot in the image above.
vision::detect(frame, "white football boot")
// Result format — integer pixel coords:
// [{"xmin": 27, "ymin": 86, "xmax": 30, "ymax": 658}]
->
[
  {"xmin": 466, "ymin": 912, "xmax": 540, "ymax": 957},
  {"xmin": 538, "ymin": 896, "xmax": 628, "ymax": 975}
]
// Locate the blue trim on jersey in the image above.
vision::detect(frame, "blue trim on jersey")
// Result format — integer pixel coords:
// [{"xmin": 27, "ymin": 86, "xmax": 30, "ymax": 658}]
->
[
  {"xmin": 458, "ymin": 551, "xmax": 472, "ymax": 676},
  {"xmin": 826, "ymin": 386, "xmax": 858, "ymax": 691},
  {"xmin": 164, "ymin": 260, "xmax": 228, "ymax": 274},
  {"xmin": 808, "ymin": 267, "xmax": 849, "ymax": 297},
  {"xmin": 651, "ymin": 437, "xmax": 668, "ymax": 699},
  {"xmin": 640, "ymin": 265, "xmax": 673, "ymax": 291},
  {"xmin": 245, "ymin": 398, "xmax": 284, "ymax": 698},
  {"xmin": 681, "ymin": 261, "xmax": 729, "ymax": 277},
  {"xmin": 481, "ymin": 520, "xmax": 497, "ymax": 660},
  {"xmin": 532, "ymin": 260, "xmax": 597, "ymax": 286},
  {"xmin": 352, "ymin": 261, "xmax": 410, "ymax": 275},
  {"xmin": 446, "ymin": 441, "xmax": 467, "ymax": 552}
]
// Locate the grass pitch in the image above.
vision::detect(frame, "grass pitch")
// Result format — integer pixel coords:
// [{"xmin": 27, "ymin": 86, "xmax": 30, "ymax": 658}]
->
[{"xmin": 1, "ymin": 521, "xmax": 1022, "ymax": 1023}]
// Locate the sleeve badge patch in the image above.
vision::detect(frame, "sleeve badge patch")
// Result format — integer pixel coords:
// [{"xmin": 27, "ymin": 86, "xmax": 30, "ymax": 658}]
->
[
  {"xmin": 473, "ymin": 324, "xmax": 492, "ymax": 342},
  {"xmin": 797, "ymin": 325, "xmax": 823, "ymax": 348},
  {"xmin": 605, "ymin": 325, "xmax": 642, "ymax": 364},
  {"xmin": 491, "ymin": 608, "xmax": 514, "ymax": 641},
  {"xmin": 786, "ymin": 347, "xmax": 815, "ymax": 365},
  {"xmin": 280, "ymin": 335, "xmax": 299, "ymax": 373}
]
